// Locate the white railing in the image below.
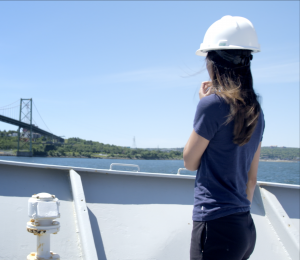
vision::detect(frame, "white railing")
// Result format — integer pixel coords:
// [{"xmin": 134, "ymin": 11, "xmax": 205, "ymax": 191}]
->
[
  {"xmin": 110, "ymin": 163, "xmax": 140, "ymax": 172},
  {"xmin": 177, "ymin": 168, "xmax": 187, "ymax": 175}
]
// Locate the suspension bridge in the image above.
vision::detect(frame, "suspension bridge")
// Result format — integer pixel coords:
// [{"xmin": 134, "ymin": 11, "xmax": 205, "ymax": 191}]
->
[{"xmin": 0, "ymin": 99, "xmax": 64, "ymax": 157}]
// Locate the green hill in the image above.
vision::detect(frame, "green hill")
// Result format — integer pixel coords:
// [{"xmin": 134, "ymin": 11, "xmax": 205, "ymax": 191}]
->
[
  {"xmin": 260, "ymin": 147, "xmax": 299, "ymax": 161},
  {"xmin": 0, "ymin": 131, "xmax": 182, "ymax": 159},
  {"xmin": 0, "ymin": 130, "xmax": 299, "ymax": 160}
]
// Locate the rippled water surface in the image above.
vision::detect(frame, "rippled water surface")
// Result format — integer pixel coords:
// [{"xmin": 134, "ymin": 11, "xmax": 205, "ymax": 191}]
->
[{"xmin": 0, "ymin": 156, "xmax": 299, "ymax": 185}]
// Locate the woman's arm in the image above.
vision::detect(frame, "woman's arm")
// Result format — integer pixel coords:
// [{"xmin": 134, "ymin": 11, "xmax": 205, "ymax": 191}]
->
[
  {"xmin": 246, "ymin": 142, "xmax": 261, "ymax": 203},
  {"xmin": 183, "ymin": 81, "xmax": 213, "ymax": 171},
  {"xmin": 183, "ymin": 130, "xmax": 210, "ymax": 171}
]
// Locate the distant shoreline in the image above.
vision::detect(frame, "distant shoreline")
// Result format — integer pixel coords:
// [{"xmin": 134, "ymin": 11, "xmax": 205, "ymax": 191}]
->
[
  {"xmin": 0, "ymin": 153, "xmax": 299, "ymax": 163},
  {"xmin": 259, "ymin": 159, "xmax": 298, "ymax": 163},
  {"xmin": 0, "ymin": 153, "xmax": 182, "ymax": 160}
]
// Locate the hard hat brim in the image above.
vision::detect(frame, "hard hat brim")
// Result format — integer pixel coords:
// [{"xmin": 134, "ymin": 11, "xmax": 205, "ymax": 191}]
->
[
  {"xmin": 195, "ymin": 49, "xmax": 207, "ymax": 56},
  {"xmin": 196, "ymin": 46, "xmax": 260, "ymax": 57}
]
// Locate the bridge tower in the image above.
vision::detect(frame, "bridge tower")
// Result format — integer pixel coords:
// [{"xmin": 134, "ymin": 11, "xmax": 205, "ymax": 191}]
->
[{"xmin": 17, "ymin": 98, "xmax": 33, "ymax": 157}]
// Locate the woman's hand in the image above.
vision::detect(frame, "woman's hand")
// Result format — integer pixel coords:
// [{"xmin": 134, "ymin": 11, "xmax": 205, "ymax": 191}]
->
[{"xmin": 199, "ymin": 81, "xmax": 213, "ymax": 100}]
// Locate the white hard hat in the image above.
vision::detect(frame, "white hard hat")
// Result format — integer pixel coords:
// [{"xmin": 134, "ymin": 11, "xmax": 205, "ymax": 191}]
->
[{"xmin": 196, "ymin": 15, "xmax": 261, "ymax": 56}]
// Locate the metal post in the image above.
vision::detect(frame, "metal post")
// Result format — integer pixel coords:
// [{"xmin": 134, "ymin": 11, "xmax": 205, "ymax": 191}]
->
[
  {"xmin": 27, "ymin": 193, "xmax": 60, "ymax": 260},
  {"xmin": 37, "ymin": 230, "xmax": 51, "ymax": 258}
]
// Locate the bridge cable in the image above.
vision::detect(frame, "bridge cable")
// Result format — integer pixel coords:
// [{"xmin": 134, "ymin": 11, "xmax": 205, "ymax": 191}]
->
[
  {"xmin": 0, "ymin": 105, "xmax": 20, "ymax": 120},
  {"xmin": 0, "ymin": 100, "xmax": 19, "ymax": 109},
  {"xmin": 33, "ymin": 101, "xmax": 52, "ymax": 133}
]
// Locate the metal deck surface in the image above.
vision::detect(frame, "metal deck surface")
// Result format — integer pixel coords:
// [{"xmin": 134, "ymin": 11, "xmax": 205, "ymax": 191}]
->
[{"xmin": 0, "ymin": 160, "xmax": 299, "ymax": 260}]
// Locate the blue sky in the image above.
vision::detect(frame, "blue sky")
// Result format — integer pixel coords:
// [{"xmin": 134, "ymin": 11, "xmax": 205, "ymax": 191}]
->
[{"xmin": 0, "ymin": 1, "xmax": 299, "ymax": 148}]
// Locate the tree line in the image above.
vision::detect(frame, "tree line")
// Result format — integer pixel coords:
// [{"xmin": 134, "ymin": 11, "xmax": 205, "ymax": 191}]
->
[
  {"xmin": 0, "ymin": 131, "xmax": 182, "ymax": 159},
  {"xmin": 260, "ymin": 147, "xmax": 299, "ymax": 161},
  {"xmin": 0, "ymin": 130, "xmax": 299, "ymax": 160}
]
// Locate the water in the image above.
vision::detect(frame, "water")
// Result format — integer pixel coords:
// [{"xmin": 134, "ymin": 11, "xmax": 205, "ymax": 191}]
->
[{"xmin": 0, "ymin": 156, "xmax": 299, "ymax": 185}]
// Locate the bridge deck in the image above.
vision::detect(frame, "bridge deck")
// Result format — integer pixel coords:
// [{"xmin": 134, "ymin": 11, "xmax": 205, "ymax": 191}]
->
[{"xmin": 0, "ymin": 114, "xmax": 64, "ymax": 142}]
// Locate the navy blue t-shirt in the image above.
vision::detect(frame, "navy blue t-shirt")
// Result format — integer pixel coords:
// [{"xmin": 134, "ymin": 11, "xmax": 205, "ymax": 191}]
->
[{"xmin": 193, "ymin": 94, "xmax": 265, "ymax": 221}]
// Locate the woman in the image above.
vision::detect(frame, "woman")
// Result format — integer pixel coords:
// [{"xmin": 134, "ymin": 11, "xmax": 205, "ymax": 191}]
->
[{"xmin": 183, "ymin": 16, "xmax": 265, "ymax": 260}]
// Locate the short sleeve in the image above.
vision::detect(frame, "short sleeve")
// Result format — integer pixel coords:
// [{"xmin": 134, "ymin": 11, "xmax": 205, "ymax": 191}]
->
[{"xmin": 193, "ymin": 95, "xmax": 228, "ymax": 141}]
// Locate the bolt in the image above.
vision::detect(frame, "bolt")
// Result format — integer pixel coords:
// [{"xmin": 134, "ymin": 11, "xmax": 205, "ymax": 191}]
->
[
  {"xmin": 52, "ymin": 195, "xmax": 55, "ymax": 198},
  {"xmin": 37, "ymin": 196, "xmax": 39, "ymax": 199},
  {"xmin": 30, "ymin": 219, "xmax": 35, "ymax": 222},
  {"xmin": 31, "ymin": 252, "xmax": 35, "ymax": 256}
]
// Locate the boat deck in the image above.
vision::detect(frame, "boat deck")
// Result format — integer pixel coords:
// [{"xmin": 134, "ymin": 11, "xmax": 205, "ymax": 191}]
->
[{"xmin": 0, "ymin": 160, "xmax": 299, "ymax": 260}]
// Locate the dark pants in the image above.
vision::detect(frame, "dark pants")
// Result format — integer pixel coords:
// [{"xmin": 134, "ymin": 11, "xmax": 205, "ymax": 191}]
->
[{"xmin": 190, "ymin": 211, "xmax": 256, "ymax": 260}]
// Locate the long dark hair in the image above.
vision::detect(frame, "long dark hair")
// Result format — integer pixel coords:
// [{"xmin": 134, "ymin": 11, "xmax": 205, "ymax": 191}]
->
[{"xmin": 206, "ymin": 50, "xmax": 261, "ymax": 146}]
